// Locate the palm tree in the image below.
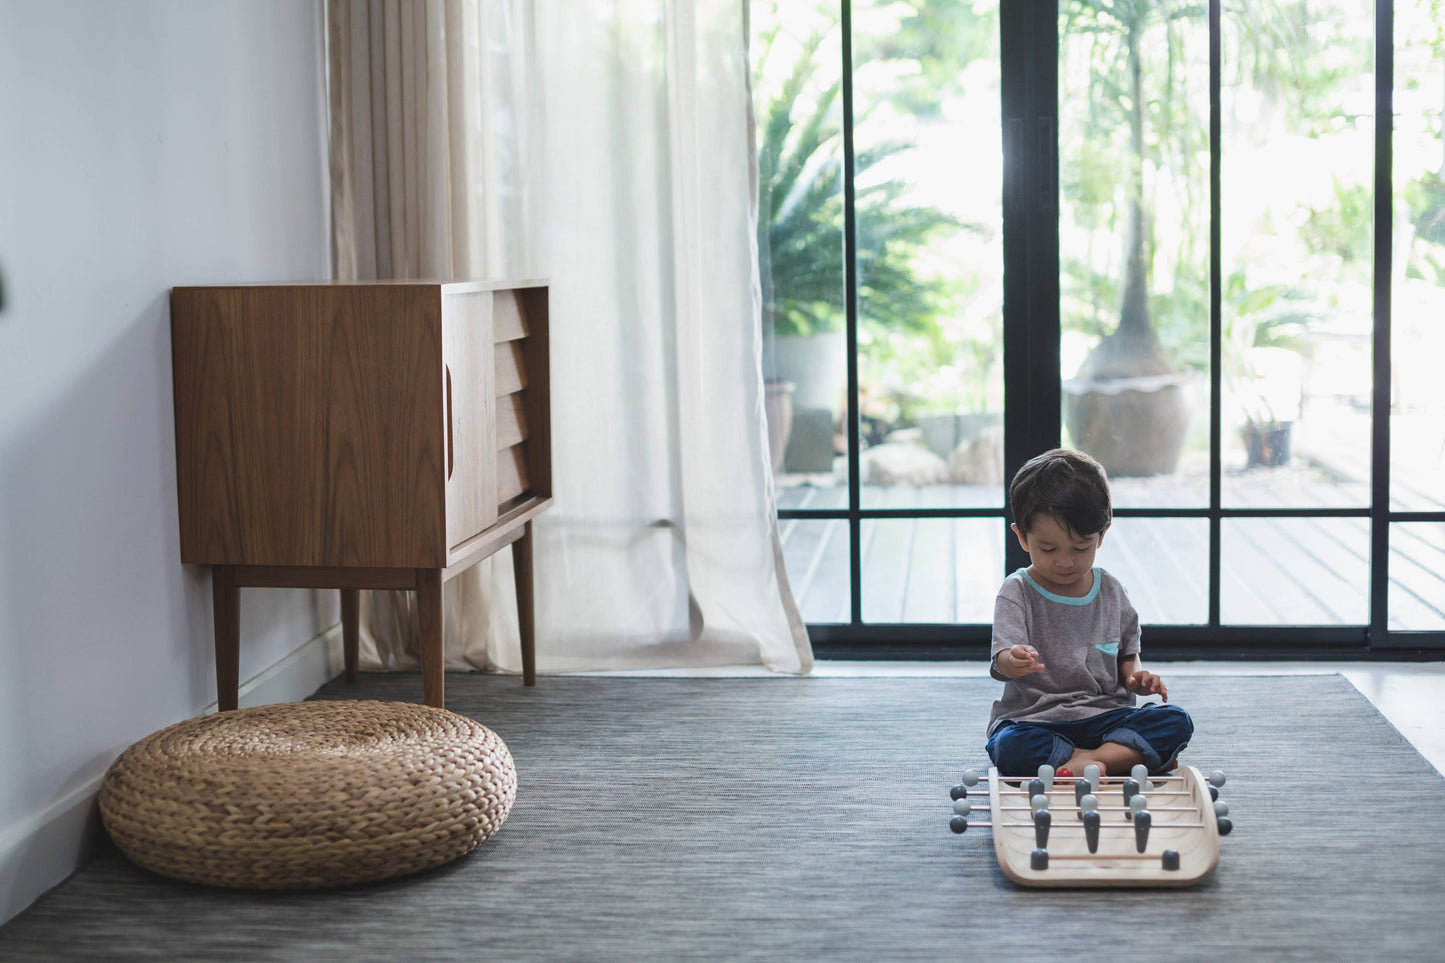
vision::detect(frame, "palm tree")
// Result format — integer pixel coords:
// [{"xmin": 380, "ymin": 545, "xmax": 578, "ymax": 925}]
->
[
  {"xmin": 756, "ymin": 31, "xmax": 959, "ymax": 341},
  {"xmin": 1067, "ymin": 0, "xmax": 1205, "ymax": 382},
  {"xmin": 755, "ymin": 24, "xmax": 973, "ymax": 465}
]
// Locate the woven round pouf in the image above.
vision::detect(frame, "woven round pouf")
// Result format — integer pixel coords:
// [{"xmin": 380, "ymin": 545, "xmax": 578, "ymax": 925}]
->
[{"xmin": 98, "ymin": 700, "xmax": 516, "ymax": 890}]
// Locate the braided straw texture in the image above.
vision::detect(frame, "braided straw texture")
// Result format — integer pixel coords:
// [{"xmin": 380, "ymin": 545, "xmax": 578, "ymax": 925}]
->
[{"xmin": 98, "ymin": 700, "xmax": 516, "ymax": 890}]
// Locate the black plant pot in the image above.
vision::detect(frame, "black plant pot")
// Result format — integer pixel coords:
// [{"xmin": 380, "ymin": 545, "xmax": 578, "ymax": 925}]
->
[{"xmin": 1242, "ymin": 421, "xmax": 1292, "ymax": 468}]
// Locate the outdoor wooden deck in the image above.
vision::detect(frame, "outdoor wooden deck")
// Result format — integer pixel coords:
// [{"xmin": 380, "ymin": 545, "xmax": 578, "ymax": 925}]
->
[{"xmin": 776, "ymin": 468, "xmax": 1445, "ymax": 630}]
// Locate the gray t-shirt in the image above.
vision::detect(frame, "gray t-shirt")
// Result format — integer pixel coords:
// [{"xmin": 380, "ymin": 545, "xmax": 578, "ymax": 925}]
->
[{"xmin": 987, "ymin": 567, "xmax": 1141, "ymax": 735}]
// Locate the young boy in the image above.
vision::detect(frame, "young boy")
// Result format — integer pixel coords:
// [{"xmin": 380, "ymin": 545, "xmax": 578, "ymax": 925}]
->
[{"xmin": 986, "ymin": 448, "xmax": 1193, "ymax": 777}]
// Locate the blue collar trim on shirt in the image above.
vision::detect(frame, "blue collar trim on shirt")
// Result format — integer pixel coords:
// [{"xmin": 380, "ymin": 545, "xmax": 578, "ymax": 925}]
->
[{"xmin": 1019, "ymin": 567, "xmax": 1102, "ymax": 605}]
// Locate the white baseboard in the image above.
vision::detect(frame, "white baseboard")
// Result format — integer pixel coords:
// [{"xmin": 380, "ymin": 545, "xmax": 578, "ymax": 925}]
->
[
  {"xmin": 219, "ymin": 622, "xmax": 345, "ymax": 714},
  {"xmin": 0, "ymin": 625, "xmax": 343, "ymax": 926}
]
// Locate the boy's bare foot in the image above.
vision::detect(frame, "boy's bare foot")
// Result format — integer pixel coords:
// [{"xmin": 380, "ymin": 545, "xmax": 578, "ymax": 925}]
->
[
  {"xmin": 1062, "ymin": 752, "xmax": 1111, "ymax": 778},
  {"xmin": 1063, "ymin": 744, "xmax": 1150, "ymax": 778}
]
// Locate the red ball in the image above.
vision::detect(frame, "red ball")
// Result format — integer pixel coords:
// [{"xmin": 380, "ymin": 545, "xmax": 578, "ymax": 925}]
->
[{"xmin": 1056, "ymin": 767, "xmax": 1074, "ymax": 779}]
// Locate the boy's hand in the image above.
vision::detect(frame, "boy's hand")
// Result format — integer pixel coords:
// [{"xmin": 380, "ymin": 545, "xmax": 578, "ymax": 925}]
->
[
  {"xmin": 1125, "ymin": 670, "xmax": 1168, "ymax": 702},
  {"xmin": 998, "ymin": 644, "xmax": 1045, "ymax": 679}
]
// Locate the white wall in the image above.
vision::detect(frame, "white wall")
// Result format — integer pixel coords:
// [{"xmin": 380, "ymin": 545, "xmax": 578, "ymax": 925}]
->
[{"xmin": 0, "ymin": 0, "xmax": 338, "ymax": 923}]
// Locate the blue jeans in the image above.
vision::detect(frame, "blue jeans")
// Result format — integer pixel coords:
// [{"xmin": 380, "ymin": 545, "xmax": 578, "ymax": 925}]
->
[{"xmin": 986, "ymin": 704, "xmax": 1193, "ymax": 776}]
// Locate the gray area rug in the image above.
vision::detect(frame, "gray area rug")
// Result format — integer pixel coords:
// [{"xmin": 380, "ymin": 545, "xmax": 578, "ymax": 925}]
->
[{"xmin": 3, "ymin": 673, "xmax": 1444, "ymax": 961}]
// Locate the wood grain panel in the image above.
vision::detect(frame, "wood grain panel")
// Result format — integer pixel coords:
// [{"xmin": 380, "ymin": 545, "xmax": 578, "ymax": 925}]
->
[
  {"xmin": 496, "ymin": 391, "xmax": 528, "ymax": 451},
  {"xmin": 416, "ymin": 567, "xmax": 445, "ymax": 707},
  {"xmin": 232, "ymin": 566, "xmax": 419, "ymax": 590},
  {"xmin": 212, "ymin": 566, "xmax": 239, "ymax": 712},
  {"xmin": 317, "ymin": 286, "xmax": 447, "ymax": 567},
  {"xmin": 172, "ymin": 289, "xmax": 248, "ymax": 564},
  {"xmin": 442, "ymin": 290, "xmax": 498, "ymax": 549},
  {"xmin": 170, "ymin": 284, "xmax": 448, "ymax": 568},
  {"xmin": 514, "ymin": 520, "xmax": 537, "ymax": 685},
  {"xmin": 494, "ymin": 289, "xmax": 529, "ymax": 342},
  {"xmin": 495, "ymin": 340, "xmax": 527, "ymax": 395},
  {"xmin": 498, "ymin": 443, "xmax": 529, "ymax": 504}
]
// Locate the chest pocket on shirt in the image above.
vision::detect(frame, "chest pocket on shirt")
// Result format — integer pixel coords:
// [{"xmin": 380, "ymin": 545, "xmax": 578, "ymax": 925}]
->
[{"xmin": 1088, "ymin": 640, "xmax": 1120, "ymax": 690}]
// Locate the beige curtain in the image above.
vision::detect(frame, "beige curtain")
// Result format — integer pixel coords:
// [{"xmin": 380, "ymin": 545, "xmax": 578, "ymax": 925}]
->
[
  {"xmin": 327, "ymin": 0, "xmax": 534, "ymax": 672},
  {"xmin": 326, "ymin": 0, "xmax": 811, "ymax": 675}
]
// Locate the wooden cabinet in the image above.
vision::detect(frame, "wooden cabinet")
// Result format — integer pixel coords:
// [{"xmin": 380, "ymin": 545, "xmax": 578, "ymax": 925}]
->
[{"xmin": 170, "ymin": 280, "xmax": 551, "ymax": 709}]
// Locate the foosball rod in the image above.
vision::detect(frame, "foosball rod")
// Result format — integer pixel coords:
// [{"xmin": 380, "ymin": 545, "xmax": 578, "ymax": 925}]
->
[
  {"xmin": 996, "ymin": 772, "xmax": 1187, "ymax": 781},
  {"xmin": 999, "ymin": 780, "xmax": 1190, "ymax": 792},
  {"xmin": 999, "ymin": 820, "xmax": 1208, "ymax": 830},
  {"xmin": 996, "ymin": 804, "xmax": 1198, "ymax": 814},
  {"xmin": 1031, "ymin": 851, "xmax": 1172, "ymax": 861}
]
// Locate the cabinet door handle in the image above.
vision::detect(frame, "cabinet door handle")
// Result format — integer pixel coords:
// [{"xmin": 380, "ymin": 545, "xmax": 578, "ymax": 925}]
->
[{"xmin": 445, "ymin": 363, "xmax": 455, "ymax": 480}]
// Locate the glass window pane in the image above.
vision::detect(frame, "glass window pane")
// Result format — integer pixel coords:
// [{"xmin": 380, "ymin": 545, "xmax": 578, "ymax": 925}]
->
[
  {"xmin": 1390, "ymin": 524, "xmax": 1445, "ymax": 631},
  {"xmin": 1058, "ymin": 3, "xmax": 1210, "ymax": 507},
  {"xmin": 777, "ymin": 484, "xmax": 847, "ymax": 513},
  {"xmin": 856, "ymin": 481, "xmax": 1004, "ymax": 512},
  {"xmin": 850, "ymin": 1, "xmax": 1004, "ymax": 509},
  {"xmin": 1096, "ymin": 518, "xmax": 1208, "ymax": 625},
  {"xmin": 754, "ymin": 2, "xmax": 847, "ymax": 490},
  {"xmin": 1391, "ymin": 0, "xmax": 1445, "ymax": 512},
  {"xmin": 1221, "ymin": 4, "xmax": 1372, "ymax": 509},
  {"xmin": 861, "ymin": 519, "xmax": 1002, "ymax": 624},
  {"xmin": 1221, "ymin": 518, "xmax": 1368, "ymax": 625},
  {"xmin": 778, "ymin": 518, "xmax": 851, "ymax": 624}
]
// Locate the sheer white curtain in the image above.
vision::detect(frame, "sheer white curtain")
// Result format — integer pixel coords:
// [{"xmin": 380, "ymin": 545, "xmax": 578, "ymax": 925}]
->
[{"xmin": 327, "ymin": 0, "xmax": 811, "ymax": 674}]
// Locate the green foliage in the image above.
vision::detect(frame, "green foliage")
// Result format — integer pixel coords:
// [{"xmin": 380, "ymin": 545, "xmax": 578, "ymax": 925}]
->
[
  {"xmin": 754, "ymin": 1, "xmax": 1008, "ymax": 436},
  {"xmin": 853, "ymin": 0, "xmax": 996, "ymax": 118},
  {"xmin": 756, "ymin": 22, "xmax": 963, "ymax": 339},
  {"xmin": 1222, "ymin": 273, "xmax": 1310, "ymax": 353},
  {"xmin": 758, "ymin": 0, "xmax": 1397, "ymax": 438},
  {"xmin": 1059, "ymin": 0, "xmax": 1381, "ymax": 390},
  {"xmin": 757, "ymin": 33, "xmax": 845, "ymax": 336},
  {"xmin": 1406, "ymin": 172, "xmax": 1445, "ymax": 247},
  {"xmin": 860, "ymin": 279, "xmax": 1003, "ymax": 425},
  {"xmin": 1300, "ymin": 180, "xmax": 1374, "ymax": 264},
  {"xmin": 1219, "ymin": 271, "xmax": 1314, "ymax": 426}
]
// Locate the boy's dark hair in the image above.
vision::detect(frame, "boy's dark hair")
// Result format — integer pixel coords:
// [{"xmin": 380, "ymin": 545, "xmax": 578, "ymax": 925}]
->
[{"xmin": 1009, "ymin": 448, "xmax": 1112, "ymax": 537}]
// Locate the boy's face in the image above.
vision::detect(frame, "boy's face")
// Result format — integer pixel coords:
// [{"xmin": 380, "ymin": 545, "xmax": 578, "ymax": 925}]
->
[{"xmin": 1012, "ymin": 513, "xmax": 1107, "ymax": 597}]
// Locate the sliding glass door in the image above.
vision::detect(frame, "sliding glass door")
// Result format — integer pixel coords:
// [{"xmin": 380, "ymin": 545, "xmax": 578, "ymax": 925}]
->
[
  {"xmin": 755, "ymin": 0, "xmax": 1445, "ymax": 656},
  {"xmin": 756, "ymin": 0, "xmax": 1006, "ymax": 635}
]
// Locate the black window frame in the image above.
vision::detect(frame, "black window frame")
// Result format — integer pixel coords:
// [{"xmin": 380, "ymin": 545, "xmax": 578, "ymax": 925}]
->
[{"xmin": 783, "ymin": 0, "xmax": 1445, "ymax": 661}]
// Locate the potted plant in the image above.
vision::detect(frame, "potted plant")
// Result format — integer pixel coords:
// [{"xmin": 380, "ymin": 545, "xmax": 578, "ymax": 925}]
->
[
  {"xmin": 1235, "ymin": 347, "xmax": 1302, "ymax": 467},
  {"xmin": 893, "ymin": 336, "xmax": 1002, "ymax": 460},
  {"xmin": 1222, "ymin": 276, "xmax": 1310, "ymax": 468}
]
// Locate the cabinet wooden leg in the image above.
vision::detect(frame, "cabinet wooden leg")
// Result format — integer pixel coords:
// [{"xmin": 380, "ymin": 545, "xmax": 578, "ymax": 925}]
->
[
  {"xmin": 416, "ymin": 569, "xmax": 444, "ymax": 707},
  {"xmin": 212, "ymin": 565, "xmax": 239, "ymax": 712},
  {"xmin": 514, "ymin": 520, "xmax": 537, "ymax": 686},
  {"xmin": 340, "ymin": 588, "xmax": 360, "ymax": 684}
]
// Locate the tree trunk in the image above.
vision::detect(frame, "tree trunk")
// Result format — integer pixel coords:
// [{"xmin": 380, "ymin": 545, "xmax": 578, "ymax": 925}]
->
[
  {"xmin": 1063, "ymin": 7, "xmax": 1190, "ymax": 477},
  {"xmin": 1075, "ymin": 15, "xmax": 1173, "ymax": 381}
]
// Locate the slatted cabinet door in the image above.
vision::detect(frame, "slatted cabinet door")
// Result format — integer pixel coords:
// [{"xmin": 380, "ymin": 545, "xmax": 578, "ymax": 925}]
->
[{"xmin": 491, "ymin": 287, "xmax": 552, "ymax": 518}]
